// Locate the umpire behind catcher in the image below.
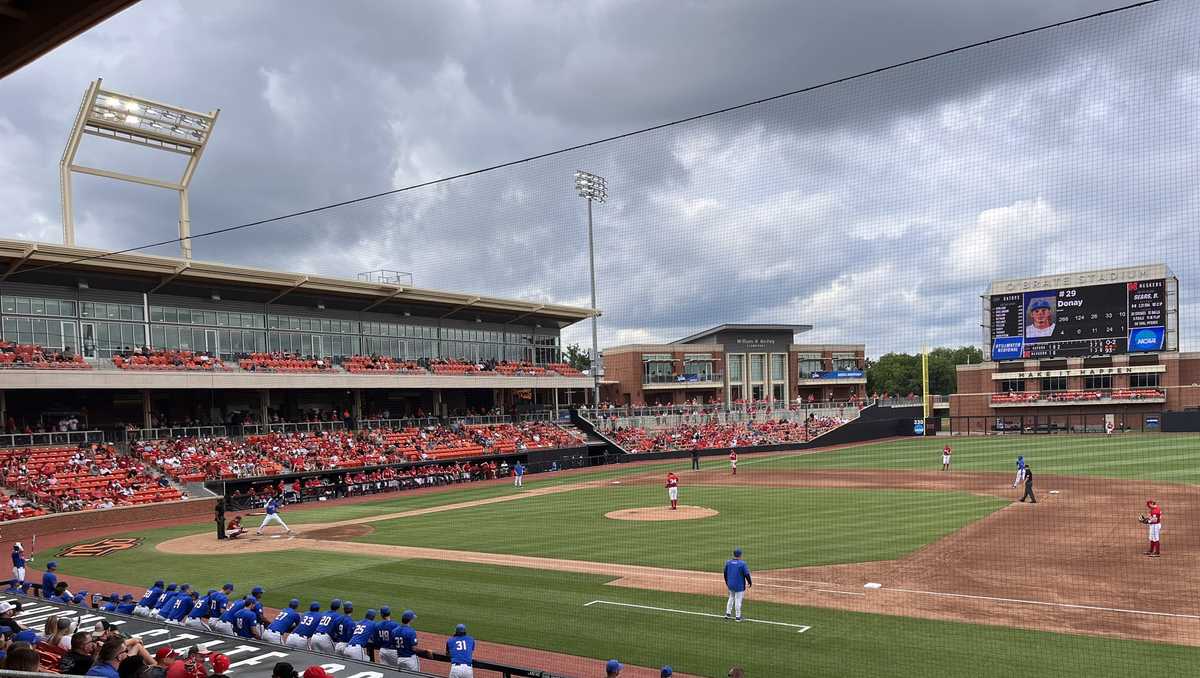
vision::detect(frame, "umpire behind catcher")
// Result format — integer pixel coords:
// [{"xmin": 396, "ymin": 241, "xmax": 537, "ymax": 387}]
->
[{"xmin": 1019, "ymin": 465, "xmax": 1036, "ymax": 503}]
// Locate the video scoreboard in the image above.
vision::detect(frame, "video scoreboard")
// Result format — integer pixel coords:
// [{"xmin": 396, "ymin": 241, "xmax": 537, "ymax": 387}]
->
[{"xmin": 989, "ymin": 277, "xmax": 1168, "ymax": 360}]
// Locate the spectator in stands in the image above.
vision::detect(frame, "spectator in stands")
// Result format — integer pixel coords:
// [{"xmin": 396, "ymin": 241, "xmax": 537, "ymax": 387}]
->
[
  {"xmin": 86, "ymin": 637, "xmax": 126, "ymax": 678},
  {"xmin": 60, "ymin": 631, "xmax": 97, "ymax": 674},
  {"xmin": 271, "ymin": 662, "xmax": 299, "ymax": 678},
  {"xmin": 2, "ymin": 645, "xmax": 39, "ymax": 671},
  {"xmin": 51, "ymin": 616, "xmax": 74, "ymax": 650}
]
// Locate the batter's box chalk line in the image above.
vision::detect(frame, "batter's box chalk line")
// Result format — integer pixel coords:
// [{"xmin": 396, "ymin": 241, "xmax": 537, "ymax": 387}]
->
[{"xmin": 583, "ymin": 600, "xmax": 811, "ymax": 633}]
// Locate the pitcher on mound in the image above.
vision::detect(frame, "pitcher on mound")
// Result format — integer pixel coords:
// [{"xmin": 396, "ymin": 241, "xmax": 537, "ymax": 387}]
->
[
  {"xmin": 665, "ymin": 472, "xmax": 680, "ymax": 510},
  {"xmin": 256, "ymin": 496, "xmax": 293, "ymax": 535}
]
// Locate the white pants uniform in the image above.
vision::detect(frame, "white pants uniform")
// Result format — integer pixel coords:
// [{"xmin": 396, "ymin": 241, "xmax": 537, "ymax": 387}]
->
[
  {"xmin": 514, "ymin": 474, "xmax": 523, "ymax": 487},
  {"xmin": 183, "ymin": 617, "xmax": 209, "ymax": 631},
  {"xmin": 668, "ymin": 487, "xmax": 678, "ymax": 501},
  {"xmin": 12, "ymin": 566, "xmax": 24, "ymax": 583},
  {"xmin": 334, "ymin": 642, "xmax": 348, "ymax": 655},
  {"xmin": 942, "ymin": 454, "xmax": 951, "ymax": 466},
  {"xmin": 262, "ymin": 629, "xmax": 283, "ymax": 644},
  {"xmin": 725, "ymin": 590, "xmax": 745, "ymax": 618},
  {"xmin": 212, "ymin": 620, "xmax": 235, "ymax": 635},
  {"xmin": 257, "ymin": 513, "xmax": 290, "ymax": 533},
  {"xmin": 133, "ymin": 605, "xmax": 151, "ymax": 617},
  {"xmin": 449, "ymin": 665, "xmax": 474, "ymax": 678},
  {"xmin": 1150, "ymin": 523, "xmax": 1162, "ymax": 540},
  {"xmin": 309, "ymin": 633, "xmax": 334, "ymax": 654},
  {"xmin": 1012, "ymin": 468, "xmax": 1025, "ymax": 487},
  {"xmin": 397, "ymin": 656, "xmax": 420, "ymax": 672},
  {"xmin": 285, "ymin": 634, "xmax": 310, "ymax": 650},
  {"xmin": 342, "ymin": 645, "xmax": 368, "ymax": 661},
  {"xmin": 378, "ymin": 649, "xmax": 398, "ymax": 667}
]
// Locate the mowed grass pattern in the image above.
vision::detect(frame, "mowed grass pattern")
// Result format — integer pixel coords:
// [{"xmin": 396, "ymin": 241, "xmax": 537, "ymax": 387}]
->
[
  {"xmin": 750, "ymin": 434, "xmax": 1200, "ymax": 482},
  {"xmin": 43, "ymin": 551, "xmax": 1200, "ymax": 677},
  {"xmin": 355, "ymin": 485, "xmax": 1008, "ymax": 570}
]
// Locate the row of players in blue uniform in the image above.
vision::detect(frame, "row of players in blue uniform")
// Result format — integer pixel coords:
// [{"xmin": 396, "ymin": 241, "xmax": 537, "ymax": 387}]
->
[{"xmin": 115, "ymin": 580, "xmax": 470, "ymax": 673}]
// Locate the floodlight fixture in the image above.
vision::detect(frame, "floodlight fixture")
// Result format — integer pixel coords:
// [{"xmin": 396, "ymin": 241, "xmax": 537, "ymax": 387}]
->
[
  {"xmin": 574, "ymin": 170, "xmax": 608, "ymax": 406},
  {"xmin": 60, "ymin": 78, "xmax": 220, "ymax": 259},
  {"xmin": 574, "ymin": 170, "xmax": 607, "ymax": 202}
]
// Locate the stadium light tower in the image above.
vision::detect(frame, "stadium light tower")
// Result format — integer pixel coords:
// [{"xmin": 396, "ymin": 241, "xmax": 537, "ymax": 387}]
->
[
  {"xmin": 574, "ymin": 170, "xmax": 607, "ymax": 406},
  {"xmin": 60, "ymin": 78, "xmax": 220, "ymax": 260}
]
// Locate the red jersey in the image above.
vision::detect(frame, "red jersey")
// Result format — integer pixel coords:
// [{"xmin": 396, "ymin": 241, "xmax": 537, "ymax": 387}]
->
[
  {"xmin": 665, "ymin": 474, "xmax": 678, "ymax": 489},
  {"xmin": 943, "ymin": 446, "xmax": 951, "ymax": 455},
  {"xmin": 729, "ymin": 452, "xmax": 738, "ymax": 462},
  {"xmin": 1149, "ymin": 505, "xmax": 1162, "ymax": 524}
]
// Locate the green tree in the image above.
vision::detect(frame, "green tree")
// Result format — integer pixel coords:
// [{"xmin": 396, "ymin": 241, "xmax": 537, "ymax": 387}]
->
[
  {"xmin": 866, "ymin": 346, "xmax": 983, "ymax": 397},
  {"xmin": 563, "ymin": 343, "xmax": 591, "ymax": 371}
]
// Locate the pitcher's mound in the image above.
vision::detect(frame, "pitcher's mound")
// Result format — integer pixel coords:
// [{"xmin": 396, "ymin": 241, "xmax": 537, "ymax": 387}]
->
[{"xmin": 605, "ymin": 506, "xmax": 718, "ymax": 521}]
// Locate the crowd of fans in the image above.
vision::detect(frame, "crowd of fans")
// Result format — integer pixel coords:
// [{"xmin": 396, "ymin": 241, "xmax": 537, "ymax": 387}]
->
[
  {"xmin": 0, "ymin": 343, "xmax": 89, "ymax": 369},
  {"xmin": 112, "ymin": 349, "xmax": 229, "ymax": 371},
  {"xmin": 0, "ymin": 444, "xmax": 181, "ymax": 513},
  {"xmin": 608, "ymin": 416, "xmax": 849, "ymax": 453},
  {"xmin": 991, "ymin": 388, "xmax": 1166, "ymax": 404}
]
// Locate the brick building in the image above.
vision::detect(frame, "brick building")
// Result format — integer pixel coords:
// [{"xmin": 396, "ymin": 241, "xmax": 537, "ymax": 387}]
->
[{"xmin": 599, "ymin": 324, "xmax": 866, "ymax": 406}]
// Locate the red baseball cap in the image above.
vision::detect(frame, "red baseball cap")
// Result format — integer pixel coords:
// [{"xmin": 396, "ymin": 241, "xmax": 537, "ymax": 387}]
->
[
  {"xmin": 155, "ymin": 648, "xmax": 178, "ymax": 662},
  {"xmin": 210, "ymin": 654, "xmax": 231, "ymax": 674},
  {"xmin": 303, "ymin": 667, "xmax": 331, "ymax": 678}
]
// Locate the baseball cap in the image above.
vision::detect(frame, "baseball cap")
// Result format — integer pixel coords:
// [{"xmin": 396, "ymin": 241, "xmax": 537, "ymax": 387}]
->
[
  {"xmin": 0, "ymin": 602, "xmax": 11, "ymax": 614},
  {"xmin": 364, "ymin": 609, "xmax": 376, "ymax": 620},
  {"xmin": 329, "ymin": 599, "xmax": 341, "ymax": 610},
  {"xmin": 180, "ymin": 584, "xmax": 191, "ymax": 591},
  {"xmin": 343, "ymin": 602, "xmax": 353, "ymax": 612},
  {"xmin": 13, "ymin": 542, "xmax": 21, "ymax": 550},
  {"xmin": 733, "ymin": 547, "xmax": 742, "ymax": 557},
  {"xmin": 210, "ymin": 653, "xmax": 231, "ymax": 674},
  {"xmin": 109, "ymin": 592, "xmax": 119, "ymax": 602},
  {"xmin": 309, "ymin": 602, "xmax": 321, "ymax": 611},
  {"xmin": 47, "ymin": 561, "xmax": 58, "ymax": 569},
  {"xmin": 401, "ymin": 610, "xmax": 416, "ymax": 623},
  {"xmin": 455, "ymin": 623, "xmax": 466, "ymax": 634},
  {"xmin": 288, "ymin": 599, "xmax": 300, "ymax": 609},
  {"xmin": 222, "ymin": 583, "xmax": 234, "ymax": 591},
  {"xmin": 154, "ymin": 580, "xmax": 165, "ymax": 588},
  {"xmin": 661, "ymin": 667, "xmax": 673, "ymax": 677},
  {"xmin": 122, "ymin": 594, "xmax": 135, "ymax": 601},
  {"xmin": 15, "ymin": 629, "xmax": 38, "ymax": 643},
  {"xmin": 379, "ymin": 606, "xmax": 390, "ymax": 616},
  {"xmin": 72, "ymin": 594, "xmax": 85, "ymax": 604},
  {"xmin": 606, "ymin": 659, "xmax": 623, "ymax": 673},
  {"xmin": 251, "ymin": 586, "xmax": 264, "ymax": 595},
  {"xmin": 303, "ymin": 667, "xmax": 331, "ymax": 678},
  {"xmin": 1030, "ymin": 298, "xmax": 1052, "ymax": 311},
  {"xmin": 166, "ymin": 583, "xmax": 177, "ymax": 591},
  {"xmin": 155, "ymin": 647, "xmax": 178, "ymax": 662}
]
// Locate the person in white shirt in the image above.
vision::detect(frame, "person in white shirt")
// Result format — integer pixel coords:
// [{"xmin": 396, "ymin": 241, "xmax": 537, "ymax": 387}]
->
[{"xmin": 1025, "ymin": 298, "xmax": 1056, "ymax": 339}]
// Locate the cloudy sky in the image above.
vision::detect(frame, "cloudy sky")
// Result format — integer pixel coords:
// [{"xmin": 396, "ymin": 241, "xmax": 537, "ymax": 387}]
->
[{"xmin": 1, "ymin": 0, "xmax": 1197, "ymax": 357}]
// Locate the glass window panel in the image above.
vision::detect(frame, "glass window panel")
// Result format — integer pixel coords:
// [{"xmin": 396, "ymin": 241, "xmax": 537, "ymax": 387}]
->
[
  {"xmin": 30, "ymin": 299, "xmax": 44, "ymax": 315},
  {"xmin": 151, "ymin": 325, "xmax": 164, "ymax": 348},
  {"xmin": 118, "ymin": 304, "xmax": 131, "ymax": 320},
  {"xmin": 44, "ymin": 300, "xmax": 60, "ymax": 316},
  {"xmin": 16, "ymin": 297, "xmax": 31, "ymax": 314},
  {"xmin": 150, "ymin": 306, "xmax": 163, "ymax": 322},
  {"xmin": 750, "ymin": 355, "xmax": 765, "ymax": 381},
  {"xmin": 63, "ymin": 301, "xmax": 76, "ymax": 316},
  {"xmin": 2, "ymin": 317, "xmax": 15, "ymax": 341},
  {"xmin": 1, "ymin": 296, "xmax": 13, "ymax": 313}
]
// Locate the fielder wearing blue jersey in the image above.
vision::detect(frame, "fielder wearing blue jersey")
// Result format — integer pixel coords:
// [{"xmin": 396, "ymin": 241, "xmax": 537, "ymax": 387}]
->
[
  {"xmin": 332, "ymin": 602, "xmax": 355, "ymax": 655},
  {"xmin": 233, "ymin": 605, "xmax": 260, "ymax": 639},
  {"xmin": 343, "ymin": 609, "xmax": 377, "ymax": 661},
  {"xmin": 723, "ymin": 548, "xmax": 752, "ymax": 621},
  {"xmin": 116, "ymin": 594, "xmax": 137, "ymax": 615},
  {"xmin": 133, "ymin": 580, "xmax": 165, "ymax": 617},
  {"xmin": 396, "ymin": 610, "xmax": 421, "ymax": 672},
  {"xmin": 256, "ymin": 497, "xmax": 293, "ymax": 535},
  {"xmin": 166, "ymin": 592, "xmax": 197, "ymax": 622},
  {"xmin": 309, "ymin": 599, "xmax": 341, "ymax": 654},
  {"xmin": 286, "ymin": 602, "xmax": 322, "ymax": 650},
  {"xmin": 184, "ymin": 590, "xmax": 216, "ymax": 631},
  {"xmin": 151, "ymin": 583, "xmax": 179, "ymax": 618},
  {"xmin": 213, "ymin": 594, "xmax": 246, "ymax": 635},
  {"xmin": 373, "ymin": 607, "xmax": 400, "ymax": 667},
  {"xmin": 446, "ymin": 624, "xmax": 475, "ymax": 678},
  {"xmin": 513, "ymin": 462, "xmax": 525, "ymax": 487},
  {"xmin": 263, "ymin": 599, "xmax": 301, "ymax": 645}
]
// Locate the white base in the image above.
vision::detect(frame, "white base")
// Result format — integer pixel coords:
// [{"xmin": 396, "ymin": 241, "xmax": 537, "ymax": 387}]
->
[{"xmin": 864, "ymin": 582, "xmax": 882, "ymax": 589}]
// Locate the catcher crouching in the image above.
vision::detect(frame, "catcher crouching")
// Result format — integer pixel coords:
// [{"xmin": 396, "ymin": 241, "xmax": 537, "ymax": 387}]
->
[{"xmin": 1139, "ymin": 499, "xmax": 1162, "ymax": 557}]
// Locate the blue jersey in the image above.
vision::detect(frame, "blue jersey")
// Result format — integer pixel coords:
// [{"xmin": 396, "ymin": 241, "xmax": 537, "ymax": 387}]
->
[
  {"xmin": 138, "ymin": 586, "xmax": 164, "ymax": 609},
  {"xmin": 723, "ymin": 558, "xmax": 752, "ymax": 593},
  {"xmin": 11, "ymin": 551, "xmax": 25, "ymax": 568},
  {"xmin": 313, "ymin": 611, "xmax": 339, "ymax": 635},
  {"xmin": 397, "ymin": 625, "xmax": 419, "ymax": 657},
  {"xmin": 116, "ymin": 600, "xmax": 137, "ymax": 614},
  {"xmin": 168, "ymin": 596, "xmax": 195, "ymax": 621},
  {"xmin": 446, "ymin": 635, "xmax": 475, "ymax": 664},
  {"xmin": 293, "ymin": 612, "xmax": 320, "ymax": 638},
  {"xmin": 372, "ymin": 620, "xmax": 398, "ymax": 649},
  {"xmin": 233, "ymin": 608, "xmax": 259, "ymax": 638},
  {"xmin": 332, "ymin": 613, "xmax": 354, "ymax": 642},
  {"xmin": 514, "ymin": 464, "xmax": 525, "ymax": 476},
  {"xmin": 102, "ymin": 602, "xmax": 119, "ymax": 612},
  {"xmin": 208, "ymin": 591, "xmax": 230, "ymax": 617},
  {"xmin": 155, "ymin": 591, "xmax": 179, "ymax": 612},
  {"xmin": 1017, "ymin": 457, "xmax": 1025, "ymax": 470},
  {"xmin": 189, "ymin": 595, "xmax": 212, "ymax": 619},
  {"xmin": 348, "ymin": 620, "xmax": 376, "ymax": 647},
  {"xmin": 267, "ymin": 608, "xmax": 300, "ymax": 633},
  {"xmin": 41, "ymin": 571, "xmax": 57, "ymax": 598},
  {"xmin": 220, "ymin": 599, "xmax": 246, "ymax": 623},
  {"xmin": 265, "ymin": 499, "xmax": 279, "ymax": 515},
  {"xmin": 57, "ymin": 592, "xmax": 73, "ymax": 604}
]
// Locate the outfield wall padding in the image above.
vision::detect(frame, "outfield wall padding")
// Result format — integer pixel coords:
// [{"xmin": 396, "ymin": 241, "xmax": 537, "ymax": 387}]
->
[{"xmin": 0, "ymin": 497, "xmax": 216, "ymax": 544}]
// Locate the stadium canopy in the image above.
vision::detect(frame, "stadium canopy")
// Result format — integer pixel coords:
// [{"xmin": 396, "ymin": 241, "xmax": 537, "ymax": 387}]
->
[{"xmin": 0, "ymin": 0, "xmax": 140, "ymax": 79}]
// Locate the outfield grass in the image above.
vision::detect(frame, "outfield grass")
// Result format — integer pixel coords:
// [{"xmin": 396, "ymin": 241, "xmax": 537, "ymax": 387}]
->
[
  {"xmin": 749, "ymin": 434, "xmax": 1200, "ymax": 482},
  {"xmin": 39, "ymin": 549, "xmax": 1200, "ymax": 677},
  {"xmin": 356, "ymin": 485, "xmax": 1008, "ymax": 570}
]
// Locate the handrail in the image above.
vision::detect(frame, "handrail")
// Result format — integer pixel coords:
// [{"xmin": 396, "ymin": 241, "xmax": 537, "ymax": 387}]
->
[
  {"xmin": 0, "ymin": 429, "xmax": 105, "ymax": 449},
  {"xmin": 240, "ymin": 420, "xmax": 347, "ymax": 435},
  {"xmin": 128, "ymin": 425, "xmax": 228, "ymax": 441}
]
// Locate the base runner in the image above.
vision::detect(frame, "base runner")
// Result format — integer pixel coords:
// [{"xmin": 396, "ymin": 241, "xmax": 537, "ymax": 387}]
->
[
  {"xmin": 256, "ymin": 497, "xmax": 293, "ymax": 536},
  {"xmin": 665, "ymin": 472, "xmax": 679, "ymax": 510}
]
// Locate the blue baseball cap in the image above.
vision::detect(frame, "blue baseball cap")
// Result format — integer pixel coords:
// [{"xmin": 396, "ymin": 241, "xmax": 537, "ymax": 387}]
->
[
  {"xmin": 180, "ymin": 584, "xmax": 191, "ymax": 591},
  {"xmin": 309, "ymin": 602, "xmax": 321, "ymax": 611},
  {"xmin": 455, "ymin": 623, "xmax": 466, "ymax": 634},
  {"xmin": 207, "ymin": 589, "xmax": 217, "ymax": 595},
  {"xmin": 72, "ymin": 594, "xmax": 85, "ymax": 603},
  {"xmin": 15, "ymin": 630, "xmax": 38, "ymax": 643},
  {"xmin": 733, "ymin": 547, "xmax": 742, "ymax": 557},
  {"xmin": 343, "ymin": 602, "xmax": 353, "ymax": 612},
  {"xmin": 661, "ymin": 667, "xmax": 673, "ymax": 677},
  {"xmin": 245, "ymin": 595, "xmax": 256, "ymax": 603},
  {"xmin": 365, "ymin": 609, "xmax": 376, "ymax": 620},
  {"xmin": 289, "ymin": 599, "xmax": 300, "ymax": 609},
  {"xmin": 154, "ymin": 580, "xmax": 164, "ymax": 588},
  {"xmin": 330, "ymin": 599, "xmax": 341, "ymax": 610},
  {"xmin": 606, "ymin": 659, "xmax": 622, "ymax": 673},
  {"xmin": 47, "ymin": 561, "xmax": 58, "ymax": 570},
  {"xmin": 401, "ymin": 610, "xmax": 416, "ymax": 623},
  {"xmin": 109, "ymin": 592, "xmax": 119, "ymax": 601},
  {"xmin": 166, "ymin": 583, "xmax": 177, "ymax": 591},
  {"xmin": 379, "ymin": 606, "xmax": 390, "ymax": 616},
  {"xmin": 251, "ymin": 586, "xmax": 264, "ymax": 595},
  {"xmin": 1030, "ymin": 298, "xmax": 1052, "ymax": 311},
  {"xmin": 122, "ymin": 594, "xmax": 134, "ymax": 601},
  {"xmin": 222, "ymin": 583, "xmax": 234, "ymax": 591}
]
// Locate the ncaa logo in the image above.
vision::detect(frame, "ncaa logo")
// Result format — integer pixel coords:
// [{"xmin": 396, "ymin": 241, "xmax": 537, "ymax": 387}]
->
[{"xmin": 1131, "ymin": 328, "xmax": 1162, "ymax": 350}]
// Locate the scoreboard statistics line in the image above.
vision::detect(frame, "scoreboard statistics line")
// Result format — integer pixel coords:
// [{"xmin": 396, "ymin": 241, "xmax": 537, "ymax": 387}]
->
[{"xmin": 989, "ymin": 279, "xmax": 1166, "ymax": 360}]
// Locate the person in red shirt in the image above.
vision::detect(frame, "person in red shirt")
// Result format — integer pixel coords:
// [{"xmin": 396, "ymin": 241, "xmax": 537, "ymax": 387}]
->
[
  {"xmin": 941, "ymin": 445, "xmax": 952, "ymax": 472},
  {"xmin": 665, "ymin": 472, "xmax": 680, "ymax": 510},
  {"xmin": 1145, "ymin": 500, "xmax": 1163, "ymax": 557},
  {"xmin": 729, "ymin": 451, "xmax": 738, "ymax": 475}
]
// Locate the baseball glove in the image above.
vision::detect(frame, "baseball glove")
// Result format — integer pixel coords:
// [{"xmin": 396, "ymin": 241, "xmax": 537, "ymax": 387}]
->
[{"xmin": 1138, "ymin": 514, "xmax": 1149, "ymax": 524}]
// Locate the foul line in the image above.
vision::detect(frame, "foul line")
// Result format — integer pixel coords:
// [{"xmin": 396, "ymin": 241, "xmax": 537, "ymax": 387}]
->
[
  {"xmin": 584, "ymin": 600, "xmax": 811, "ymax": 633},
  {"xmin": 884, "ymin": 588, "xmax": 1200, "ymax": 620}
]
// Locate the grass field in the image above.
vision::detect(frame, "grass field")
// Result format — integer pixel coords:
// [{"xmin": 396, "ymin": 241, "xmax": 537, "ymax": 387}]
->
[{"xmin": 750, "ymin": 433, "xmax": 1200, "ymax": 482}]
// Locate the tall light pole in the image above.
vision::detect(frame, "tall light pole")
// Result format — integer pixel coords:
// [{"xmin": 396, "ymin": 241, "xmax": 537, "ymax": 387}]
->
[{"xmin": 575, "ymin": 170, "xmax": 607, "ymax": 407}]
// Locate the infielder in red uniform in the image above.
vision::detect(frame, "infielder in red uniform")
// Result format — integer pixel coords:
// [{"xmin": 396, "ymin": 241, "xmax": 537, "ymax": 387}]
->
[
  {"xmin": 1143, "ymin": 500, "xmax": 1163, "ymax": 557},
  {"xmin": 729, "ymin": 451, "xmax": 738, "ymax": 475},
  {"xmin": 941, "ymin": 444, "xmax": 952, "ymax": 471},
  {"xmin": 665, "ymin": 472, "xmax": 679, "ymax": 510}
]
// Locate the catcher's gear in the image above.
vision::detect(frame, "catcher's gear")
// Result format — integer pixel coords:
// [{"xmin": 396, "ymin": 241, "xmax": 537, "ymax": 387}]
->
[{"xmin": 1139, "ymin": 514, "xmax": 1150, "ymax": 524}]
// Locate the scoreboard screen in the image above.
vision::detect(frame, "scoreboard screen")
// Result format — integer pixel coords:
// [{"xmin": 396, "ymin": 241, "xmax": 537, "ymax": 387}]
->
[{"xmin": 990, "ymin": 279, "xmax": 1166, "ymax": 360}]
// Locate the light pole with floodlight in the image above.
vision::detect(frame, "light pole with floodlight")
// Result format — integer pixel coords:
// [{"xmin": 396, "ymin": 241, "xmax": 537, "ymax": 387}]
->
[{"xmin": 574, "ymin": 170, "xmax": 607, "ymax": 407}]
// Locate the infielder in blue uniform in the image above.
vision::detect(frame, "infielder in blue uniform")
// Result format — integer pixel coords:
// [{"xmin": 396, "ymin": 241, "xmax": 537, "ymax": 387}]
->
[
  {"xmin": 513, "ymin": 462, "xmax": 525, "ymax": 487},
  {"xmin": 286, "ymin": 602, "xmax": 322, "ymax": 650},
  {"xmin": 396, "ymin": 610, "xmax": 421, "ymax": 671},
  {"xmin": 263, "ymin": 599, "xmax": 301, "ymax": 645},
  {"xmin": 256, "ymin": 497, "xmax": 293, "ymax": 535},
  {"xmin": 40, "ymin": 561, "xmax": 58, "ymax": 598},
  {"xmin": 133, "ymin": 580, "xmax": 165, "ymax": 617},
  {"xmin": 446, "ymin": 623, "xmax": 475, "ymax": 678},
  {"xmin": 372, "ymin": 607, "xmax": 399, "ymax": 667},
  {"xmin": 723, "ymin": 548, "xmax": 752, "ymax": 621},
  {"xmin": 309, "ymin": 599, "xmax": 341, "ymax": 654},
  {"xmin": 343, "ymin": 609, "xmax": 377, "ymax": 661},
  {"xmin": 213, "ymin": 592, "xmax": 246, "ymax": 635}
]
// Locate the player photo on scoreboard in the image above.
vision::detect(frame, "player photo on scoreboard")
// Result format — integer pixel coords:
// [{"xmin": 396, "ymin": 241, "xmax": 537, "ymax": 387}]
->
[{"xmin": 1023, "ymin": 293, "xmax": 1057, "ymax": 340}]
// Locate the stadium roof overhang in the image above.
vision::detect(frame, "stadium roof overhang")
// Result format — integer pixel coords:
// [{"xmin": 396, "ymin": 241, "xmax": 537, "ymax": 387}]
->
[
  {"xmin": 0, "ymin": 239, "xmax": 595, "ymax": 328},
  {"xmin": 0, "ymin": 0, "xmax": 140, "ymax": 79},
  {"xmin": 675, "ymin": 323, "xmax": 813, "ymax": 344}
]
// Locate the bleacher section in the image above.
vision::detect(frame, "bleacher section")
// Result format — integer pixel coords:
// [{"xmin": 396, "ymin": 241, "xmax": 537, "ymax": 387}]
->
[
  {"xmin": 240, "ymin": 352, "xmax": 333, "ymax": 372},
  {"xmin": 113, "ymin": 349, "xmax": 230, "ymax": 371},
  {"xmin": 0, "ymin": 444, "xmax": 181, "ymax": 513},
  {"xmin": 0, "ymin": 342, "xmax": 90, "ymax": 369},
  {"xmin": 609, "ymin": 417, "xmax": 848, "ymax": 453},
  {"xmin": 990, "ymin": 389, "xmax": 1167, "ymax": 405}
]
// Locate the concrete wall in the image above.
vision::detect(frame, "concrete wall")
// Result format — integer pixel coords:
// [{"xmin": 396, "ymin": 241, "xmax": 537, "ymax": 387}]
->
[{"xmin": 1, "ymin": 497, "xmax": 217, "ymax": 544}]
